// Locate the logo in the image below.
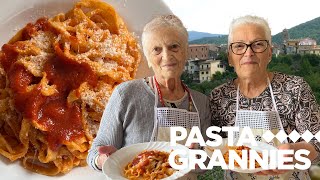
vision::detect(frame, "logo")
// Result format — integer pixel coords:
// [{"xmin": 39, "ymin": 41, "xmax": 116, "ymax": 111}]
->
[{"xmin": 168, "ymin": 126, "xmax": 314, "ymax": 170}]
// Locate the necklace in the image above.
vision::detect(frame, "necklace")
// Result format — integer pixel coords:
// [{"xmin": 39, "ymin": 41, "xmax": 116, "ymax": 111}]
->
[{"xmin": 153, "ymin": 76, "xmax": 193, "ymax": 111}]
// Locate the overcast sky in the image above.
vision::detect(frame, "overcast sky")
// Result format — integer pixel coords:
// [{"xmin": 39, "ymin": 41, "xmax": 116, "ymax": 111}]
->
[{"xmin": 163, "ymin": 0, "xmax": 319, "ymax": 35}]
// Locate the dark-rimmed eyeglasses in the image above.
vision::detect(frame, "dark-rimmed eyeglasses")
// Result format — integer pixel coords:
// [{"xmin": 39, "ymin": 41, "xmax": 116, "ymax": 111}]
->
[{"xmin": 229, "ymin": 40, "xmax": 269, "ymax": 55}]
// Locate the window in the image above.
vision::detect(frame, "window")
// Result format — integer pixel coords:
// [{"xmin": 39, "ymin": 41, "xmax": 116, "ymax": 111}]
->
[
  {"xmin": 202, "ymin": 48, "xmax": 203, "ymax": 51},
  {"xmin": 191, "ymin": 66, "xmax": 193, "ymax": 69},
  {"xmin": 202, "ymin": 77, "xmax": 204, "ymax": 80},
  {"xmin": 218, "ymin": 64, "xmax": 224, "ymax": 68},
  {"xmin": 207, "ymin": 77, "xmax": 209, "ymax": 80},
  {"xmin": 206, "ymin": 71, "xmax": 208, "ymax": 74},
  {"xmin": 201, "ymin": 72, "xmax": 204, "ymax": 74}
]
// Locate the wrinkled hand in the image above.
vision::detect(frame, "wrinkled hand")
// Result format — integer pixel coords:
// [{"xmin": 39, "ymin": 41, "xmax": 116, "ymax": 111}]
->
[
  {"xmin": 96, "ymin": 145, "xmax": 117, "ymax": 169},
  {"xmin": 255, "ymin": 143, "xmax": 291, "ymax": 176}
]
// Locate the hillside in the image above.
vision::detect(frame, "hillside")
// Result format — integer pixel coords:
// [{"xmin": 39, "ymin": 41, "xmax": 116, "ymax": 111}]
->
[
  {"xmin": 272, "ymin": 16, "xmax": 320, "ymax": 44},
  {"xmin": 189, "ymin": 35, "xmax": 227, "ymax": 45},
  {"xmin": 190, "ymin": 16, "xmax": 320, "ymax": 45},
  {"xmin": 188, "ymin": 31, "xmax": 222, "ymax": 41}
]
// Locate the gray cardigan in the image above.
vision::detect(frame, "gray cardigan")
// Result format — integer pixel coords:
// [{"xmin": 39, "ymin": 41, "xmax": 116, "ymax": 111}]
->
[{"xmin": 86, "ymin": 78, "xmax": 211, "ymax": 171}]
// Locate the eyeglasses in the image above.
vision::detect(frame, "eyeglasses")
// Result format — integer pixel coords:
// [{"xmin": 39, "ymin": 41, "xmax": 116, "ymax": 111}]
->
[{"xmin": 229, "ymin": 40, "xmax": 269, "ymax": 55}]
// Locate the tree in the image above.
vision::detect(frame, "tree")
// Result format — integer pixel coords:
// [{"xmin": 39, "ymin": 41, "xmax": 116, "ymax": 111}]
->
[
  {"xmin": 304, "ymin": 54, "xmax": 320, "ymax": 67},
  {"xmin": 181, "ymin": 72, "xmax": 194, "ymax": 85},
  {"xmin": 198, "ymin": 167, "xmax": 224, "ymax": 180},
  {"xmin": 304, "ymin": 72, "xmax": 320, "ymax": 103},
  {"xmin": 297, "ymin": 59, "xmax": 312, "ymax": 77},
  {"xmin": 268, "ymin": 63, "xmax": 293, "ymax": 75},
  {"xmin": 184, "ymin": 53, "xmax": 320, "ymax": 103},
  {"xmin": 217, "ymin": 52, "xmax": 234, "ymax": 72}
]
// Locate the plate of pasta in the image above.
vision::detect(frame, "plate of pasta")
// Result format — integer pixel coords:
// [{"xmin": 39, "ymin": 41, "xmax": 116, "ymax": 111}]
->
[
  {"xmin": 102, "ymin": 141, "xmax": 191, "ymax": 180},
  {"xmin": 0, "ymin": 0, "xmax": 171, "ymax": 179}
]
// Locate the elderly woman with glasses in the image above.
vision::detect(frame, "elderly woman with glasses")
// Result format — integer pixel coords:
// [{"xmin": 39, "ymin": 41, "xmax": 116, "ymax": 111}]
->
[
  {"xmin": 210, "ymin": 15, "xmax": 320, "ymax": 179},
  {"xmin": 86, "ymin": 14, "xmax": 210, "ymax": 179}
]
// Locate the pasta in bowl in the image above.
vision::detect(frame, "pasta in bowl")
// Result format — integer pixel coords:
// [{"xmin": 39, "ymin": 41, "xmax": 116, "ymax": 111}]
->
[
  {"xmin": 103, "ymin": 142, "xmax": 191, "ymax": 180},
  {"xmin": 0, "ymin": 0, "xmax": 140, "ymax": 175}
]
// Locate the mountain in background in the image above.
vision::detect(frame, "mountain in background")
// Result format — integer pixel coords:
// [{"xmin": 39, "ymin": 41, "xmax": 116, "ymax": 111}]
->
[
  {"xmin": 190, "ymin": 35, "xmax": 228, "ymax": 45},
  {"xmin": 188, "ymin": 31, "xmax": 223, "ymax": 41},
  {"xmin": 189, "ymin": 16, "xmax": 320, "ymax": 45},
  {"xmin": 272, "ymin": 16, "xmax": 320, "ymax": 44}
]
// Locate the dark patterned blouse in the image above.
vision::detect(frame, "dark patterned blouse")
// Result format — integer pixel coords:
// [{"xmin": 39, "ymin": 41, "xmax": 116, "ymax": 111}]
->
[{"xmin": 210, "ymin": 72, "xmax": 320, "ymax": 164}]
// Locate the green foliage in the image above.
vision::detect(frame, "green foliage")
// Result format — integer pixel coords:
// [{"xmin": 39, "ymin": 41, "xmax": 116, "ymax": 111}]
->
[
  {"xmin": 268, "ymin": 63, "xmax": 293, "ymax": 75},
  {"xmin": 272, "ymin": 16, "xmax": 320, "ymax": 44},
  {"xmin": 181, "ymin": 71, "xmax": 194, "ymax": 85},
  {"xmin": 268, "ymin": 54, "xmax": 320, "ymax": 103},
  {"xmin": 304, "ymin": 72, "xmax": 320, "ymax": 102},
  {"xmin": 198, "ymin": 167, "xmax": 224, "ymax": 180},
  {"xmin": 188, "ymin": 80, "xmax": 217, "ymax": 95},
  {"xmin": 184, "ymin": 70, "xmax": 236, "ymax": 96},
  {"xmin": 184, "ymin": 54, "xmax": 320, "ymax": 103}
]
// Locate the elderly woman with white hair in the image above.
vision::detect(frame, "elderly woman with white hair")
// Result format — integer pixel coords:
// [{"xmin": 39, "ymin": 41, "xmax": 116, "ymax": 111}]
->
[
  {"xmin": 210, "ymin": 15, "xmax": 320, "ymax": 179},
  {"xmin": 86, "ymin": 14, "xmax": 211, "ymax": 178}
]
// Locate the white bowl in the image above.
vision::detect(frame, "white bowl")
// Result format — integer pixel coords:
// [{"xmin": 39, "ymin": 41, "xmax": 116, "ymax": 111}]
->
[{"xmin": 102, "ymin": 141, "xmax": 191, "ymax": 180}]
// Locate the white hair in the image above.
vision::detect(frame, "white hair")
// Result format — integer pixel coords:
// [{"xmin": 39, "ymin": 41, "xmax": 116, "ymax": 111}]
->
[
  {"xmin": 141, "ymin": 14, "xmax": 188, "ymax": 67},
  {"xmin": 228, "ymin": 15, "xmax": 272, "ymax": 46}
]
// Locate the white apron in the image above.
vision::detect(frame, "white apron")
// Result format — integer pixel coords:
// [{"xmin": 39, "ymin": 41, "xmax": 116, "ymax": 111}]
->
[
  {"xmin": 225, "ymin": 79, "xmax": 310, "ymax": 180},
  {"xmin": 150, "ymin": 76, "xmax": 201, "ymax": 180}
]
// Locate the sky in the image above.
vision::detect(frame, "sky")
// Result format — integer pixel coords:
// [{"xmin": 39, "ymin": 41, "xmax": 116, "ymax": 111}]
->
[{"xmin": 163, "ymin": 0, "xmax": 319, "ymax": 35}]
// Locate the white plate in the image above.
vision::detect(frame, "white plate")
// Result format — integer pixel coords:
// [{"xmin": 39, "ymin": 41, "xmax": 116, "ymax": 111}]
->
[
  {"xmin": 0, "ymin": 0, "xmax": 171, "ymax": 180},
  {"xmin": 0, "ymin": 0, "xmax": 172, "ymax": 79},
  {"xmin": 103, "ymin": 141, "xmax": 191, "ymax": 180},
  {"xmin": 205, "ymin": 140, "xmax": 278, "ymax": 173}
]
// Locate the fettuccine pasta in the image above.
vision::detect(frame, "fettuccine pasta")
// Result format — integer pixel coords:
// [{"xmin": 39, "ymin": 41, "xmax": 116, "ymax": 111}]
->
[{"xmin": 0, "ymin": 0, "xmax": 140, "ymax": 175}]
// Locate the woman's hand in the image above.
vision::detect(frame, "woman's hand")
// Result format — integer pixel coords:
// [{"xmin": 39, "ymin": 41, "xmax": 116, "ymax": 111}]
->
[
  {"xmin": 96, "ymin": 145, "xmax": 117, "ymax": 169},
  {"xmin": 255, "ymin": 143, "xmax": 292, "ymax": 176},
  {"xmin": 256, "ymin": 142, "xmax": 317, "ymax": 176}
]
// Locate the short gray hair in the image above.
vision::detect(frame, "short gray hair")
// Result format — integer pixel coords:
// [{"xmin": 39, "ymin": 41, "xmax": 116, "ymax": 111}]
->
[
  {"xmin": 228, "ymin": 15, "xmax": 272, "ymax": 46},
  {"xmin": 141, "ymin": 14, "xmax": 188, "ymax": 64}
]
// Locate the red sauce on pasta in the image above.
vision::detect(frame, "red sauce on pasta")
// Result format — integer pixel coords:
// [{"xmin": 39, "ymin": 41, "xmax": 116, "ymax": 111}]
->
[
  {"xmin": 132, "ymin": 150, "xmax": 157, "ymax": 166},
  {"xmin": 22, "ymin": 17, "xmax": 51, "ymax": 40},
  {"xmin": 1, "ymin": 19, "xmax": 98, "ymax": 151}
]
